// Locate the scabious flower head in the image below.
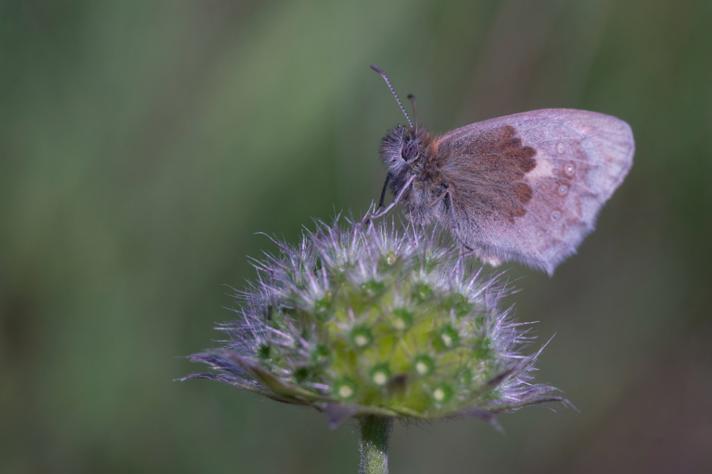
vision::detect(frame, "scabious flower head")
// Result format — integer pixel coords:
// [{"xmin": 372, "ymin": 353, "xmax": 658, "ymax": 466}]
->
[{"xmin": 182, "ymin": 217, "xmax": 561, "ymax": 425}]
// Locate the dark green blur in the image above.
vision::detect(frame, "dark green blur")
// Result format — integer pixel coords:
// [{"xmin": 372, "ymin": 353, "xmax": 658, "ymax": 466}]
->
[{"xmin": 1, "ymin": 1, "xmax": 710, "ymax": 473}]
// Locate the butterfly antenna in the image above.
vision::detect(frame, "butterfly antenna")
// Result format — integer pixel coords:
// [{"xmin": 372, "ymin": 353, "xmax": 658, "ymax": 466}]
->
[
  {"xmin": 407, "ymin": 93, "xmax": 418, "ymax": 131},
  {"xmin": 370, "ymin": 64, "xmax": 414, "ymax": 129}
]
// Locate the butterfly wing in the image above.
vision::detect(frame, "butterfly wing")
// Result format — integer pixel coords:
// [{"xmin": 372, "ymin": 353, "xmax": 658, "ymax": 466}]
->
[{"xmin": 433, "ymin": 108, "xmax": 634, "ymax": 274}]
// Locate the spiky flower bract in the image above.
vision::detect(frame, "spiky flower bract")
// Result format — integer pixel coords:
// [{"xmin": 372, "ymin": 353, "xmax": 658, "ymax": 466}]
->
[{"xmin": 182, "ymin": 217, "xmax": 561, "ymax": 426}]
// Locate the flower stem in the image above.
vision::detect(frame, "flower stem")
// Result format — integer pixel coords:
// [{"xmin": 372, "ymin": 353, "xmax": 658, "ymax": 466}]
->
[{"xmin": 359, "ymin": 416, "xmax": 392, "ymax": 474}]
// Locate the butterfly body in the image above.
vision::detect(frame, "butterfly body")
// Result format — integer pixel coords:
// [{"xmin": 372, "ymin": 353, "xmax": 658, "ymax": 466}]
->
[{"xmin": 379, "ymin": 108, "xmax": 635, "ymax": 275}]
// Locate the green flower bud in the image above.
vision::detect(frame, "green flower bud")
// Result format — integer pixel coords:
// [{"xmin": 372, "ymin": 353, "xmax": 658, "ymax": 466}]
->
[{"xmin": 182, "ymin": 218, "xmax": 561, "ymax": 425}]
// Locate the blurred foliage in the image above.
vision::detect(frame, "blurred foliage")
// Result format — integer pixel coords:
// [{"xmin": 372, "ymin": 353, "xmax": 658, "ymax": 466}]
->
[{"xmin": 1, "ymin": 1, "xmax": 711, "ymax": 473}]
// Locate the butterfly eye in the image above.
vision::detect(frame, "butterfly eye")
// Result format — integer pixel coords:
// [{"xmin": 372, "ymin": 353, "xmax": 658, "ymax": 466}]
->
[{"xmin": 401, "ymin": 141, "xmax": 419, "ymax": 161}]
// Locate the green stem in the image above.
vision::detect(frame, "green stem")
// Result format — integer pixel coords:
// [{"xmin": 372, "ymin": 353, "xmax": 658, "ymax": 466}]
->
[{"xmin": 359, "ymin": 416, "xmax": 392, "ymax": 474}]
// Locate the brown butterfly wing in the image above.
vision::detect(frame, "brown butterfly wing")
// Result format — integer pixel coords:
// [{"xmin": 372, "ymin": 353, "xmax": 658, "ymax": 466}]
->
[{"xmin": 434, "ymin": 109, "xmax": 634, "ymax": 274}]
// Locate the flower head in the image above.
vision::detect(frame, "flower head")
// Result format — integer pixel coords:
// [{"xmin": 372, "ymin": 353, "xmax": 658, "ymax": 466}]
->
[{"xmin": 182, "ymin": 217, "xmax": 561, "ymax": 426}]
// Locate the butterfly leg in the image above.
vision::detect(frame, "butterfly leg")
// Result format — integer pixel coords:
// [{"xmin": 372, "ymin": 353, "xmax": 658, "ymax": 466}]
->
[
  {"xmin": 453, "ymin": 236, "xmax": 501, "ymax": 267},
  {"xmin": 428, "ymin": 190, "xmax": 449, "ymax": 207},
  {"xmin": 368, "ymin": 175, "xmax": 416, "ymax": 220},
  {"xmin": 377, "ymin": 174, "xmax": 391, "ymax": 209},
  {"xmin": 455, "ymin": 238, "xmax": 475, "ymax": 257},
  {"xmin": 441, "ymin": 194, "xmax": 499, "ymax": 265}
]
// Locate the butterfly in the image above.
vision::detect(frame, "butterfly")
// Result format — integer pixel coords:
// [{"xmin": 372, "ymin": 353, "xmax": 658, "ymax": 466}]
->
[{"xmin": 369, "ymin": 65, "xmax": 635, "ymax": 275}]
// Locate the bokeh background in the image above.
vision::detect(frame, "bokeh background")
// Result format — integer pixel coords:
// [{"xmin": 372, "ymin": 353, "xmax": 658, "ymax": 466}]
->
[{"xmin": 2, "ymin": 1, "xmax": 711, "ymax": 473}]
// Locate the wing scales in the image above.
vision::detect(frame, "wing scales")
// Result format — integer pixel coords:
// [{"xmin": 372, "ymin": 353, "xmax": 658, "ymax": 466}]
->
[{"xmin": 436, "ymin": 109, "xmax": 634, "ymax": 274}]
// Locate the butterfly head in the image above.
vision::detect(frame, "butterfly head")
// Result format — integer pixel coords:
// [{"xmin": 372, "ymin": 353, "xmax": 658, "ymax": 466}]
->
[
  {"xmin": 371, "ymin": 65, "xmax": 428, "ymax": 176},
  {"xmin": 379, "ymin": 125, "xmax": 432, "ymax": 176}
]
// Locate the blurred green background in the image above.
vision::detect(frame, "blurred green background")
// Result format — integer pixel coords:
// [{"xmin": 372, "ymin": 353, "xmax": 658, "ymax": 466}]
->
[{"xmin": 2, "ymin": 1, "xmax": 711, "ymax": 473}]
